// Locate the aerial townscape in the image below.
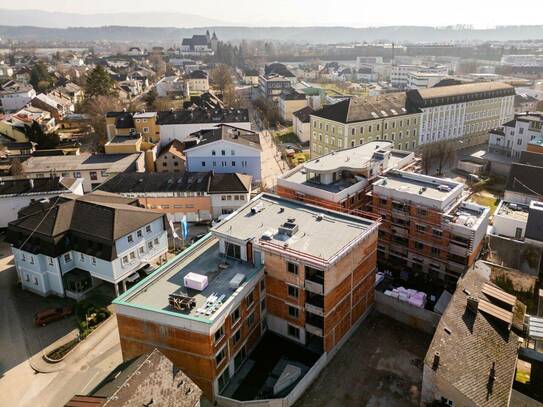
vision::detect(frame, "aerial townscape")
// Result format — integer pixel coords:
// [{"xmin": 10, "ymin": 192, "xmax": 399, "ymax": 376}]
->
[{"xmin": 2, "ymin": 2, "xmax": 543, "ymax": 407}]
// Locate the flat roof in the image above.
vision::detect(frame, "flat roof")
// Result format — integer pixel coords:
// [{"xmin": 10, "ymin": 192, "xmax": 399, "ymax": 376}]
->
[
  {"xmin": 213, "ymin": 194, "xmax": 377, "ymax": 262},
  {"xmin": 123, "ymin": 237, "xmax": 261, "ymax": 322},
  {"xmin": 374, "ymin": 170, "xmax": 461, "ymax": 202},
  {"xmin": 22, "ymin": 153, "xmax": 142, "ymax": 173},
  {"xmin": 496, "ymin": 201, "xmax": 529, "ymax": 221}
]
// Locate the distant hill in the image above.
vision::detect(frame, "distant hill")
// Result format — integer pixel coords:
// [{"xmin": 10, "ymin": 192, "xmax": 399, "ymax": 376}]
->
[
  {"xmin": 0, "ymin": 9, "xmax": 227, "ymax": 29},
  {"xmin": 0, "ymin": 24, "xmax": 543, "ymax": 44}
]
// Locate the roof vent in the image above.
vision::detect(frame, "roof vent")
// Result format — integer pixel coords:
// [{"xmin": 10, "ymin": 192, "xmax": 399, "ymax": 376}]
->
[
  {"xmin": 316, "ymin": 214, "xmax": 324, "ymax": 221},
  {"xmin": 438, "ymin": 184, "xmax": 452, "ymax": 192},
  {"xmin": 279, "ymin": 221, "xmax": 298, "ymax": 236},
  {"xmin": 432, "ymin": 351, "xmax": 440, "ymax": 370},
  {"xmin": 251, "ymin": 203, "xmax": 264, "ymax": 214}
]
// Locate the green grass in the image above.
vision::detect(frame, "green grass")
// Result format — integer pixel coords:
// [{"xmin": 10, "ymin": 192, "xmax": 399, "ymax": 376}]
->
[
  {"xmin": 469, "ymin": 192, "xmax": 500, "ymax": 215},
  {"xmin": 274, "ymin": 128, "xmax": 300, "ymax": 144}
]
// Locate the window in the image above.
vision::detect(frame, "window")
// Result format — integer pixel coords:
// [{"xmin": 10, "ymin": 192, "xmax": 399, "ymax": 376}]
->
[
  {"xmin": 221, "ymin": 150, "xmax": 226, "ymax": 156},
  {"xmin": 215, "ymin": 347, "xmax": 227, "ymax": 366},
  {"xmin": 432, "ymin": 229, "xmax": 442, "ymax": 237},
  {"xmin": 90, "ymin": 171, "xmax": 98, "ymax": 181},
  {"xmin": 138, "ymin": 246, "xmax": 144, "ymax": 255},
  {"xmin": 417, "ymin": 208, "xmax": 428, "ymax": 216},
  {"xmin": 212, "ymin": 150, "xmax": 216, "ymax": 156},
  {"xmin": 231, "ymin": 150, "xmax": 235, "ymax": 156},
  {"xmin": 74, "ymin": 171, "xmax": 81, "ymax": 178},
  {"xmin": 147, "ymin": 241, "xmax": 153, "ymax": 250},
  {"xmin": 48, "ymin": 257, "xmax": 53, "ymax": 266},
  {"xmin": 261, "ymin": 298, "xmax": 266, "ymax": 311},
  {"xmin": 231, "ymin": 307, "xmax": 241, "ymax": 326},
  {"xmin": 80, "ymin": 253, "xmax": 85, "ymax": 262},
  {"xmin": 214, "ymin": 325, "xmax": 225, "ymax": 343},
  {"xmin": 130, "ymin": 251, "xmax": 136, "ymax": 260},
  {"xmin": 29, "ymin": 256, "xmax": 34, "ymax": 264},
  {"xmin": 416, "ymin": 224, "xmax": 426, "ymax": 233},
  {"xmin": 143, "ymin": 127, "xmax": 149, "ymax": 133},
  {"xmin": 431, "ymin": 247, "xmax": 440, "ymax": 256},
  {"xmin": 287, "ymin": 324, "xmax": 300, "ymax": 339},
  {"xmin": 154, "ymin": 238, "xmax": 159, "ymax": 245},
  {"xmin": 127, "ymin": 235, "xmax": 133, "ymax": 243},
  {"xmin": 414, "ymin": 241, "xmax": 424, "ymax": 251},
  {"xmin": 122, "ymin": 255, "xmax": 129, "ymax": 265},
  {"xmin": 101, "ymin": 170, "xmax": 108, "ymax": 177},
  {"xmin": 91, "ymin": 257, "xmax": 96, "ymax": 265},
  {"xmin": 515, "ymin": 227, "xmax": 523, "ymax": 239},
  {"xmin": 232, "ymin": 329, "xmax": 241, "ymax": 345},
  {"xmin": 260, "ymin": 279, "xmax": 265, "ymax": 292},
  {"xmin": 288, "ymin": 305, "xmax": 299, "ymax": 318},
  {"xmin": 201, "ymin": 161, "xmax": 206, "ymax": 167},
  {"xmin": 218, "ymin": 368, "xmax": 230, "ymax": 392},
  {"xmin": 64, "ymin": 253, "xmax": 72, "ymax": 263},
  {"xmin": 287, "ymin": 261, "xmax": 298, "ymax": 275},
  {"xmin": 137, "ymin": 230, "xmax": 143, "ymax": 238},
  {"xmin": 146, "ymin": 225, "xmax": 152, "ymax": 233},
  {"xmin": 287, "ymin": 285, "xmax": 299, "ymax": 299},
  {"xmin": 232, "ymin": 161, "xmax": 236, "ymax": 166},
  {"xmin": 34, "ymin": 277, "xmax": 39, "ymax": 286},
  {"xmin": 247, "ymin": 311, "xmax": 256, "ymax": 328},
  {"xmin": 246, "ymin": 290, "xmax": 254, "ymax": 308}
]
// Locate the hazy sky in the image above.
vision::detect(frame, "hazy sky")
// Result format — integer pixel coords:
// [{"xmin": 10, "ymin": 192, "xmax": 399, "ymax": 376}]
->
[{"xmin": 3, "ymin": 0, "xmax": 543, "ymax": 27}]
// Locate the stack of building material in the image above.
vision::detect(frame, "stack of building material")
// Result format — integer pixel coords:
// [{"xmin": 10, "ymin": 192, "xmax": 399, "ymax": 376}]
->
[{"xmin": 384, "ymin": 286, "xmax": 427, "ymax": 308}]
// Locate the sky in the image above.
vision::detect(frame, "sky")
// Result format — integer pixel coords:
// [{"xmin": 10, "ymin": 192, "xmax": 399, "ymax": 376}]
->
[{"xmin": 3, "ymin": 0, "xmax": 543, "ymax": 27}]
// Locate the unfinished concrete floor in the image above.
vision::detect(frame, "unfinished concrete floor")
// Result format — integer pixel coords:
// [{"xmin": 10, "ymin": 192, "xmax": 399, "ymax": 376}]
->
[{"xmin": 294, "ymin": 311, "xmax": 431, "ymax": 407}]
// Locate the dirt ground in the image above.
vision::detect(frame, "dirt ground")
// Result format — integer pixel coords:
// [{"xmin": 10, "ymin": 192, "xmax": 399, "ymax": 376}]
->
[{"xmin": 294, "ymin": 311, "xmax": 431, "ymax": 407}]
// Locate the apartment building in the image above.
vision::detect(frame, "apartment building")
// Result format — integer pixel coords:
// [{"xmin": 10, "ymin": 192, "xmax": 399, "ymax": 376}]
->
[
  {"xmin": 277, "ymin": 141, "xmax": 415, "ymax": 213},
  {"xmin": 0, "ymin": 81, "xmax": 36, "ymax": 112},
  {"xmin": 21, "ymin": 152, "xmax": 145, "ymax": 192},
  {"xmin": 488, "ymin": 112, "xmax": 543, "ymax": 159},
  {"xmin": 113, "ymin": 193, "xmax": 379, "ymax": 400},
  {"xmin": 369, "ymin": 170, "xmax": 490, "ymax": 285},
  {"xmin": 406, "ymin": 71, "xmax": 448, "ymax": 89},
  {"xmin": 406, "ymin": 82, "xmax": 515, "ymax": 148},
  {"xmin": 310, "ymin": 93, "xmax": 422, "ymax": 158},
  {"xmin": 184, "ymin": 124, "xmax": 261, "ymax": 182},
  {"xmin": 6, "ymin": 192, "xmax": 168, "ymax": 298},
  {"xmin": 186, "ymin": 70, "xmax": 210, "ymax": 94},
  {"xmin": 259, "ymin": 74, "xmax": 292, "ymax": 102},
  {"xmin": 278, "ymin": 91, "xmax": 307, "ymax": 122}
]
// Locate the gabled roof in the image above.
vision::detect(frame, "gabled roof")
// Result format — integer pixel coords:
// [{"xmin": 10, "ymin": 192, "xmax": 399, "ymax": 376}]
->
[
  {"xmin": 186, "ymin": 124, "xmax": 261, "ymax": 151},
  {"xmin": 98, "ymin": 172, "xmax": 210, "ymax": 194},
  {"xmin": 158, "ymin": 139, "xmax": 186, "ymax": 160},
  {"xmin": 188, "ymin": 70, "xmax": 207, "ymax": 79},
  {"xmin": 293, "ymin": 106, "xmax": 315, "ymax": 123},
  {"xmin": 424, "ymin": 262, "xmax": 524, "ymax": 407}
]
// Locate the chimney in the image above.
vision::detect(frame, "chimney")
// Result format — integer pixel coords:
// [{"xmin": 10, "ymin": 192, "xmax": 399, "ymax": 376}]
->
[
  {"xmin": 432, "ymin": 351, "xmax": 440, "ymax": 370},
  {"xmin": 467, "ymin": 296, "xmax": 479, "ymax": 314}
]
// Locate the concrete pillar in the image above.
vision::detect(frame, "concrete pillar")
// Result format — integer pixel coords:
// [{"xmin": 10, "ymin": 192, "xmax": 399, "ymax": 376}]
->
[
  {"xmin": 114, "ymin": 283, "xmax": 120, "ymax": 297},
  {"xmin": 122, "ymin": 280, "xmax": 127, "ymax": 293}
]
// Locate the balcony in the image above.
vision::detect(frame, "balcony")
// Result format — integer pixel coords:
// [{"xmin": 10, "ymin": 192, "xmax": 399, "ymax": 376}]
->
[
  {"xmin": 305, "ymin": 302, "xmax": 324, "ymax": 317},
  {"xmin": 448, "ymin": 243, "xmax": 468, "ymax": 257},
  {"xmin": 305, "ymin": 280, "xmax": 324, "ymax": 295},
  {"xmin": 305, "ymin": 323, "xmax": 323, "ymax": 337}
]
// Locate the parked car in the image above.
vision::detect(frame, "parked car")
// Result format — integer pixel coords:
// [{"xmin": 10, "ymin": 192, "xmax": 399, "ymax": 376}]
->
[
  {"xmin": 190, "ymin": 233, "xmax": 207, "ymax": 245},
  {"xmin": 34, "ymin": 307, "xmax": 73, "ymax": 327}
]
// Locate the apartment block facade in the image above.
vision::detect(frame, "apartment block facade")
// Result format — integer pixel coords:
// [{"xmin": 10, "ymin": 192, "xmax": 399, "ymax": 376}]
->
[
  {"xmin": 369, "ymin": 170, "xmax": 490, "ymax": 285},
  {"xmin": 310, "ymin": 93, "xmax": 422, "ymax": 158},
  {"xmin": 113, "ymin": 193, "xmax": 378, "ymax": 400},
  {"xmin": 488, "ymin": 112, "xmax": 543, "ymax": 160},
  {"xmin": 407, "ymin": 82, "xmax": 515, "ymax": 148}
]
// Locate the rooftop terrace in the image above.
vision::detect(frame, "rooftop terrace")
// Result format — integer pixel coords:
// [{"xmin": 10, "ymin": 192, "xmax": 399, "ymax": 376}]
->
[{"xmin": 121, "ymin": 237, "xmax": 261, "ymax": 322}]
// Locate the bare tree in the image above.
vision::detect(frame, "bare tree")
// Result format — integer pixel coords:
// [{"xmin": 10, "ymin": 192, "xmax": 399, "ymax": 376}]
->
[
  {"xmin": 434, "ymin": 140, "xmax": 455, "ymax": 175},
  {"xmin": 209, "ymin": 64, "xmax": 234, "ymax": 94},
  {"xmin": 420, "ymin": 144, "xmax": 435, "ymax": 175},
  {"xmin": 81, "ymin": 95, "xmax": 123, "ymax": 148}
]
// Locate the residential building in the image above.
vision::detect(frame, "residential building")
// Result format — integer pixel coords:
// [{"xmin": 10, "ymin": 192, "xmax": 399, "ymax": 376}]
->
[
  {"xmin": 6, "ymin": 191, "xmax": 168, "ymax": 298},
  {"xmin": 407, "ymin": 82, "xmax": 515, "ymax": 148},
  {"xmin": 0, "ymin": 64, "xmax": 14, "ymax": 80},
  {"xmin": 369, "ymin": 170, "xmax": 490, "ymax": 285},
  {"xmin": 104, "ymin": 135, "xmax": 143, "ymax": 155},
  {"xmin": 113, "ymin": 193, "xmax": 379, "ymax": 399},
  {"xmin": 156, "ymin": 139, "xmax": 187, "ymax": 173},
  {"xmin": 0, "ymin": 176, "xmax": 83, "ymax": 228},
  {"xmin": 0, "ymin": 81, "xmax": 36, "ymax": 112},
  {"xmin": 259, "ymin": 75, "xmax": 292, "ymax": 102},
  {"xmin": 156, "ymin": 75, "xmax": 188, "ymax": 98},
  {"xmin": 264, "ymin": 63, "xmax": 297, "ymax": 84},
  {"xmin": 488, "ymin": 112, "xmax": 543, "ymax": 159},
  {"xmin": 277, "ymin": 141, "xmax": 415, "ymax": 213},
  {"xmin": 184, "ymin": 124, "xmax": 261, "ymax": 181},
  {"xmin": 240, "ymin": 67, "xmax": 259, "ymax": 86},
  {"xmin": 421, "ymin": 262, "xmax": 525, "ymax": 407},
  {"xmin": 105, "ymin": 111, "xmax": 161, "ymax": 144},
  {"xmin": 157, "ymin": 108, "xmax": 251, "ymax": 144},
  {"xmin": 54, "ymin": 82, "xmax": 84, "ymax": 105},
  {"xmin": 99, "ymin": 171, "xmax": 252, "ymax": 222},
  {"xmin": 292, "ymin": 106, "xmax": 314, "ymax": 143},
  {"xmin": 65, "ymin": 349, "xmax": 202, "ymax": 407},
  {"xmin": 186, "ymin": 70, "xmax": 210, "ymax": 94},
  {"xmin": 278, "ymin": 91, "xmax": 307, "ymax": 123},
  {"xmin": 21, "ymin": 152, "xmax": 145, "ymax": 192},
  {"xmin": 501, "ymin": 54, "xmax": 543, "ymax": 67},
  {"xmin": 310, "ymin": 93, "xmax": 422, "ymax": 158},
  {"xmin": 31, "ymin": 92, "xmax": 74, "ymax": 120},
  {"xmin": 514, "ymin": 94, "xmax": 539, "ymax": 113}
]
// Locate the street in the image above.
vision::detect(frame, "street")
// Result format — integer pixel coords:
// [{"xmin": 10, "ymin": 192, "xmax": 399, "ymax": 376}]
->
[
  {"xmin": 259, "ymin": 129, "xmax": 289, "ymax": 190},
  {"xmin": 0, "ymin": 239, "xmax": 122, "ymax": 407}
]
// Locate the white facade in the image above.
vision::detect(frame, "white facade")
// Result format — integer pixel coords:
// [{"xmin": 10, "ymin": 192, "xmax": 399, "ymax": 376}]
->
[
  {"xmin": 419, "ymin": 95, "xmax": 515, "ymax": 146},
  {"xmin": 13, "ymin": 217, "xmax": 168, "ymax": 297},
  {"xmin": 406, "ymin": 72, "xmax": 448, "ymax": 89},
  {"xmin": 391, "ymin": 65, "xmax": 448, "ymax": 89},
  {"xmin": 210, "ymin": 191, "xmax": 251, "ymax": 217},
  {"xmin": 492, "ymin": 201, "xmax": 528, "ymax": 240},
  {"xmin": 488, "ymin": 114, "xmax": 543, "ymax": 159},
  {"xmin": 293, "ymin": 115, "xmax": 310, "ymax": 143},
  {"xmin": 156, "ymin": 76, "xmax": 187, "ymax": 98}
]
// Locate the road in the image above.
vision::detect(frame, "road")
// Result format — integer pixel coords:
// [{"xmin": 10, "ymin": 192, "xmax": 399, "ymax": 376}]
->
[
  {"xmin": 259, "ymin": 129, "xmax": 289, "ymax": 190},
  {"xmin": 0, "ymin": 240, "xmax": 122, "ymax": 407}
]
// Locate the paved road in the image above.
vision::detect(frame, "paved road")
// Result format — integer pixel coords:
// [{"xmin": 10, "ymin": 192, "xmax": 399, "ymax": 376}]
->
[
  {"xmin": 0, "ymin": 241, "xmax": 122, "ymax": 407},
  {"xmin": 260, "ymin": 130, "xmax": 289, "ymax": 190}
]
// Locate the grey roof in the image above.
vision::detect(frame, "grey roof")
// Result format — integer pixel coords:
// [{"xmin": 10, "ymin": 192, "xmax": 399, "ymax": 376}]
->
[
  {"xmin": 518, "ymin": 151, "xmax": 543, "ymax": 167},
  {"xmin": 505, "ymin": 163, "xmax": 543, "ymax": 197},
  {"xmin": 292, "ymin": 106, "xmax": 314, "ymax": 123},
  {"xmin": 188, "ymin": 70, "xmax": 207, "ymax": 79},
  {"xmin": 187, "ymin": 124, "xmax": 261, "ymax": 151},
  {"xmin": 208, "ymin": 172, "xmax": 252, "ymax": 193},
  {"xmin": 312, "ymin": 93, "xmax": 419, "ymax": 124},
  {"xmin": 90, "ymin": 348, "xmax": 201, "ymax": 407},
  {"xmin": 22, "ymin": 153, "xmax": 143, "ymax": 173},
  {"xmin": 424, "ymin": 262, "xmax": 523, "ymax": 407},
  {"xmin": 157, "ymin": 107, "xmax": 249, "ymax": 125},
  {"xmin": 0, "ymin": 176, "xmax": 73, "ymax": 197},
  {"xmin": 99, "ymin": 172, "xmax": 210, "ymax": 194}
]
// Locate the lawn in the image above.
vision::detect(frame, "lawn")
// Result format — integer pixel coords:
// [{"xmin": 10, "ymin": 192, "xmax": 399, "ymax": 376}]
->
[
  {"xmin": 273, "ymin": 127, "xmax": 300, "ymax": 144},
  {"xmin": 469, "ymin": 191, "xmax": 500, "ymax": 215}
]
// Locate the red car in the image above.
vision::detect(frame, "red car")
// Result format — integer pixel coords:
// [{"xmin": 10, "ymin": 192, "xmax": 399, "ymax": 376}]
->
[{"xmin": 34, "ymin": 307, "xmax": 73, "ymax": 327}]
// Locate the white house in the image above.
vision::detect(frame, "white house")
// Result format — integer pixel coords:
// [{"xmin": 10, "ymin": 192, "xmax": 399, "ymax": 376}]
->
[
  {"xmin": 184, "ymin": 124, "xmax": 262, "ymax": 182},
  {"xmin": 7, "ymin": 192, "xmax": 168, "ymax": 299},
  {"xmin": 292, "ymin": 106, "xmax": 314, "ymax": 143},
  {"xmin": 156, "ymin": 76, "xmax": 188, "ymax": 98},
  {"xmin": 488, "ymin": 112, "xmax": 543, "ymax": 160}
]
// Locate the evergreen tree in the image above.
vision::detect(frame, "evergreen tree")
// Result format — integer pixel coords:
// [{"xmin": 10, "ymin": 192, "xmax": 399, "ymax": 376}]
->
[
  {"xmin": 30, "ymin": 61, "xmax": 53, "ymax": 92},
  {"xmin": 85, "ymin": 65, "xmax": 117, "ymax": 98}
]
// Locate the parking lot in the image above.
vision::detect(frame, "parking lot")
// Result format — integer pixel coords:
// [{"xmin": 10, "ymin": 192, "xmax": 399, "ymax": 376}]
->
[{"xmin": 294, "ymin": 311, "xmax": 431, "ymax": 407}]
